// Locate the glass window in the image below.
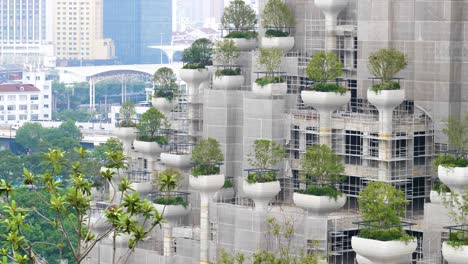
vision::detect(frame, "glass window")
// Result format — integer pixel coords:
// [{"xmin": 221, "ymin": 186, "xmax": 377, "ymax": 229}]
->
[
  {"xmin": 43, "ymin": 104, "xmax": 49, "ymax": 108},
  {"xmin": 31, "ymin": 114, "xmax": 38, "ymax": 120},
  {"xmin": 7, "ymin": 115, "xmax": 15, "ymax": 120},
  {"xmin": 7, "ymin": 95, "xmax": 15, "ymax": 101},
  {"xmin": 30, "ymin": 95, "xmax": 39, "ymax": 100},
  {"xmin": 19, "ymin": 115, "xmax": 27, "ymax": 120},
  {"xmin": 0, "ymin": 106, "xmax": 3, "ymax": 111},
  {"xmin": 31, "ymin": 104, "xmax": 39, "ymax": 110},
  {"xmin": 19, "ymin": 105, "xmax": 27, "ymax": 110},
  {"xmin": 7, "ymin": 105, "xmax": 15, "ymax": 111},
  {"xmin": 19, "ymin": 95, "xmax": 27, "ymax": 101}
]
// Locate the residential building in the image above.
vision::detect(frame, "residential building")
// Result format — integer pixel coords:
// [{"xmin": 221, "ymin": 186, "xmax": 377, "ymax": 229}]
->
[
  {"xmin": 0, "ymin": 0, "xmax": 55, "ymax": 66},
  {"xmin": 52, "ymin": 0, "xmax": 115, "ymax": 61},
  {"xmin": 103, "ymin": 0, "xmax": 172, "ymax": 64}
]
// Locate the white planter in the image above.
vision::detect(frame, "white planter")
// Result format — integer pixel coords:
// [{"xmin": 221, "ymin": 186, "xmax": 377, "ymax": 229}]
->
[
  {"xmin": 154, "ymin": 203, "xmax": 191, "ymax": 224},
  {"xmin": 243, "ymin": 180, "xmax": 281, "ymax": 211},
  {"xmin": 130, "ymin": 181, "xmax": 153, "ymax": 194},
  {"xmin": 90, "ymin": 214, "xmax": 111, "ymax": 231},
  {"xmin": 438, "ymin": 165, "xmax": 468, "ymax": 195},
  {"xmin": 352, "ymin": 236, "xmax": 417, "ymax": 264},
  {"xmin": 214, "ymin": 187, "xmax": 235, "ymax": 201},
  {"xmin": 429, "ymin": 190, "xmax": 451, "ymax": 204},
  {"xmin": 189, "ymin": 174, "xmax": 225, "ymax": 193},
  {"xmin": 160, "ymin": 152, "xmax": 192, "ymax": 169},
  {"xmin": 114, "ymin": 126, "xmax": 137, "ymax": 144},
  {"xmin": 151, "ymin": 97, "xmax": 175, "ymax": 114},
  {"xmin": 293, "ymin": 192, "xmax": 346, "ymax": 214},
  {"xmin": 133, "ymin": 140, "xmax": 164, "ymax": 156},
  {"xmin": 260, "ymin": 36, "xmax": 295, "ymax": 53},
  {"xmin": 314, "ymin": 0, "xmax": 350, "ymax": 21},
  {"xmin": 230, "ymin": 38, "xmax": 257, "ymax": 51},
  {"xmin": 301, "ymin": 90, "xmax": 350, "ymax": 111},
  {"xmin": 367, "ymin": 89, "xmax": 405, "ymax": 111},
  {"xmin": 442, "ymin": 241, "xmax": 468, "ymax": 264},
  {"xmin": 213, "ymin": 75, "xmax": 244, "ymax": 90},
  {"xmin": 179, "ymin": 68, "xmax": 210, "ymax": 89},
  {"xmin": 252, "ymin": 82, "xmax": 287, "ymax": 96}
]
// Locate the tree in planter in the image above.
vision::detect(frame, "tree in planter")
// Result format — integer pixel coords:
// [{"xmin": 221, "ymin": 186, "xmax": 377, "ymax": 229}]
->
[
  {"xmin": 136, "ymin": 108, "xmax": 169, "ymax": 145},
  {"xmin": 434, "ymin": 114, "xmax": 468, "ymax": 169},
  {"xmin": 153, "ymin": 67, "xmax": 178, "ymax": 102},
  {"xmin": 214, "ymin": 39, "xmax": 241, "ymax": 76},
  {"xmin": 262, "ymin": 0, "xmax": 296, "ymax": 37},
  {"xmin": 256, "ymin": 48, "xmax": 284, "ymax": 86},
  {"xmin": 118, "ymin": 101, "xmax": 137, "ymax": 127},
  {"xmin": 357, "ymin": 182, "xmax": 411, "ymax": 241},
  {"xmin": 246, "ymin": 139, "xmax": 285, "ymax": 183},
  {"xmin": 305, "ymin": 51, "xmax": 346, "ymax": 94},
  {"xmin": 182, "ymin": 38, "xmax": 213, "ymax": 69},
  {"xmin": 191, "ymin": 138, "xmax": 224, "ymax": 176},
  {"xmin": 368, "ymin": 48, "xmax": 408, "ymax": 92},
  {"xmin": 154, "ymin": 168, "xmax": 188, "ymax": 207},
  {"xmin": 222, "ymin": 0, "xmax": 257, "ymax": 39},
  {"xmin": 299, "ymin": 144, "xmax": 344, "ymax": 199}
]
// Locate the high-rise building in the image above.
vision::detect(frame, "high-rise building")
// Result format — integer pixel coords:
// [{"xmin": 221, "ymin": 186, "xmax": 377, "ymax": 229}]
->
[
  {"xmin": 52, "ymin": 0, "xmax": 115, "ymax": 61},
  {"xmin": 0, "ymin": 0, "xmax": 55, "ymax": 66},
  {"xmin": 103, "ymin": 0, "xmax": 172, "ymax": 64}
]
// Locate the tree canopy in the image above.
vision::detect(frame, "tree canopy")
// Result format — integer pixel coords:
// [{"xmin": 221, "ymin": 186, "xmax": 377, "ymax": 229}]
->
[
  {"xmin": 306, "ymin": 51, "xmax": 343, "ymax": 82},
  {"xmin": 182, "ymin": 38, "xmax": 213, "ymax": 68},
  {"xmin": 261, "ymin": 0, "xmax": 296, "ymax": 30},
  {"xmin": 137, "ymin": 108, "xmax": 168, "ymax": 137},
  {"xmin": 247, "ymin": 139, "xmax": 285, "ymax": 171},
  {"xmin": 258, "ymin": 48, "xmax": 283, "ymax": 74},
  {"xmin": 221, "ymin": 0, "xmax": 257, "ymax": 32},
  {"xmin": 153, "ymin": 67, "xmax": 178, "ymax": 101},
  {"xmin": 214, "ymin": 39, "xmax": 241, "ymax": 66},
  {"xmin": 119, "ymin": 101, "xmax": 137, "ymax": 127},
  {"xmin": 300, "ymin": 144, "xmax": 344, "ymax": 185},
  {"xmin": 368, "ymin": 48, "xmax": 407, "ymax": 83},
  {"xmin": 192, "ymin": 138, "xmax": 224, "ymax": 166}
]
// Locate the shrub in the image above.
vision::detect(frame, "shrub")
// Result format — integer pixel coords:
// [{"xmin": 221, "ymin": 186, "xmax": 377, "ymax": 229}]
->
[
  {"xmin": 192, "ymin": 164, "xmax": 221, "ymax": 177},
  {"xmin": 215, "ymin": 68, "xmax": 241, "ymax": 77},
  {"xmin": 358, "ymin": 228, "xmax": 412, "ymax": 242},
  {"xmin": 225, "ymin": 31, "xmax": 258, "ymax": 39},
  {"xmin": 258, "ymin": 48, "xmax": 283, "ymax": 74},
  {"xmin": 136, "ymin": 108, "xmax": 168, "ymax": 138},
  {"xmin": 153, "ymin": 67, "xmax": 178, "ymax": 101},
  {"xmin": 191, "ymin": 138, "xmax": 224, "ymax": 177},
  {"xmin": 246, "ymin": 170, "xmax": 277, "ymax": 184},
  {"xmin": 182, "ymin": 38, "xmax": 213, "ymax": 68},
  {"xmin": 265, "ymin": 29, "xmax": 289, "ymax": 37},
  {"xmin": 255, "ymin": 76, "xmax": 284, "ymax": 86},
  {"xmin": 368, "ymin": 48, "xmax": 407, "ymax": 84},
  {"xmin": 136, "ymin": 135, "xmax": 168, "ymax": 145},
  {"xmin": 370, "ymin": 81, "xmax": 400, "ymax": 93},
  {"xmin": 154, "ymin": 197, "xmax": 189, "ymax": 208},
  {"xmin": 432, "ymin": 181, "xmax": 450, "ymax": 193},
  {"xmin": 214, "ymin": 39, "xmax": 241, "ymax": 66},
  {"xmin": 434, "ymin": 154, "xmax": 468, "ymax": 169},
  {"xmin": 311, "ymin": 83, "xmax": 347, "ymax": 94},
  {"xmin": 298, "ymin": 185, "xmax": 342, "ymax": 200},
  {"xmin": 118, "ymin": 101, "xmax": 136, "ymax": 127},
  {"xmin": 247, "ymin": 139, "xmax": 285, "ymax": 172},
  {"xmin": 223, "ymin": 178, "xmax": 234, "ymax": 189},
  {"xmin": 306, "ymin": 51, "xmax": 343, "ymax": 85},
  {"xmin": 448, "ymin": 231, "xmax": 468, "ymax": 247},
  {"xmin": 262, "ymin": 0, "xmax": 296, "ymax": 31}
]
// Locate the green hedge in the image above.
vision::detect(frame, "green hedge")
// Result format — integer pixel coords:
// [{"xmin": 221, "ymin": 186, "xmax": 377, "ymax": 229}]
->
[
  {"xmin": 311, "ymin": 83, "xmax": 347, "ymax": 94},
  {"xmin": 136, "ymin": 135, "xmax": 168, "ymax": 145},
  {"xmin": 255, "ymin": 76, "xmax": 284, "ymax": 86},
  {"xmin": 192, "ymin": 164, "xmax": 220, "ymax": 177},
  {"xmin": 370, "ymin": 81, "xmax": 400, "ymax": 93},
  {"xmin": 246, "ymin": 171, "xmax": 277, "ymax": 184},
  {"xmin": 297, "ymin": 185, "xmax": 343, "ymax": 200},
  {"xmin": 448, "ymin": 231, "xmax": 468, "ymax": 247},
  {"xmin": 215, "ymin": 68, "xmax": 241, "ymax": 76},
  {"xmin": 358, "ymin": 228, "xmax": 412, "ymax": 242},
  {"xmin": 225, "ymin": 31, "xmax": 258, "ymax": 39},
  {"xmin": 434, "ymin": 154, "xmax": 468, "ymax": 168},
  {"xmin": 182, "ymin": 63, "xmax": 208, "ymax": 69},
  {"xmin": 154, "ymin": 197, "xmax": 189, "ymax": 208},
  {"xmin": 265, "ymin": 29, "xmax": 290, "ymax": 37}
]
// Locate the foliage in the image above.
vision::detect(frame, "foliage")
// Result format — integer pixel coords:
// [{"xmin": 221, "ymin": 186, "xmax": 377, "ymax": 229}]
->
[
  {"xmin": 247, "ymin": 139, "xmax": 285, "ymax": 172},
  {"xmin": 358, "ymin": 182, "xmax": 408, "ymax": 227},
  {"xmin": 370, "ymin": 81, "xmax": 400, "ymax": 93},
  {"xmin": 265, "ymin": 29, "xmax": 290, "ymax": 37},
  {"xmin": 214, "ymin": 39, "xmax": 241, "ymax": 66},
  {"xmin": 217, "ymin": 249, "xmax": 245, "ymax": 264},
  {"xmin": 136, "ymin": 135, "xmax": 168, "ymax": 145},
  {"xmin": 157, "ymin": 168, "xmax": 181, "ymax": 193},
  {"xmin": 297, "ymin": 185, "xmax": 343, "ymax": 200},
  {"xmin": 306, "ymin": 51, "xmax": 343, "ymax": 84},
  {"xmin": 255, "ymin": 76, "xmax": 284, "ymax": 86},
  {"xmin": 447, "ymin": 231, "xmax": 468, "ymax": 247},
  {"xmin": 311, "ymin": 83, "xmax": 347, "ymax": 94},
  {"xmin": 0, "ymin": 148, "xmax": 164, "ymax": 264},
  {"xmin": 192, "ymin": 164, "xmax": 221, "ymax": 177},
  {"xmin": 15, "ymin": 122, "xmax": 44, "ymax": 151},
  {"xmin": 434, "ymin": 154, "xmax": 468, "ymax": 169},
  {"xmin": 0, "ymin": 150, "xmax": 25, "ymax": 184},
  {"xmin": 225, "ymin": 31, "xmax": 258, "ymax": 39},
  {"xmin": 182, "ymin": 38, "xmax": 213, "ymax": 68},
  {"xmin": 246, "ymin": 171, "xmax": 277, "ymax": 184},
  {"xmin": 258, "ymin": 48, "xmax": 283, "ymax": 74},
  {"xmin": 118, "ymin": 101, "xmax": 136, "ymax": 127},
  {"xmin": 191, "ymin": 138, "xmax": 224, "ymax": 167},
  {"xmin": 432, "ymin": 181, "xmax": 450, "ymax": 193},
  {"xmin": 300, "ymin": 144, "xmax": 344, "ymax": 185},
  {"xmin": 53, "ymin": 109, "xmax": 91, "ymax": 122},
  {"xmin": 368, "ymin": 48, "xmax": 407, "ymax": 92},
  {"xmin": 215, "ymin": 68, "xmax": 241, "ymax": 77},
  {"xmin": 153, "ymin": 197, "xmax": 189, "ymax": 208},
  {"xmin": 153, "ymin": 67, "xmax": 178, "ymax": 102},
  {"xmin": 223, "ymin": 178, "xmax": 234, "ymax": 189},
  {"xmin": 261, "ymin": 0, "xmax": 296, "ymax": 31},
  {"xmin": 92, "ymin": 137, "xmax": 124, "ymax": 163},
  {"xmin": 221, "ymin": 0, "xmax": 257, "ymax": 33},
  {"xmin": 443, "ymin": 114, "xmax": 468, "ymax": 158},
  {"xmin": 136, "ymin": 107, "xmax": 168, "ymax": 137},
  {"xmin": 358, "ymin": 228, "xmax": 412, "ymax": 242}
]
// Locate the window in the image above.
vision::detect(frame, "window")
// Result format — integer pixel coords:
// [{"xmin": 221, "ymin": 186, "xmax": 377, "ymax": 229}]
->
[
  {"xmin": 7, "ymin": 115, "xmax": 15, "ymax": 120},
  {"xmin": 31, "ymin": 114, "xmax": 39, "ymax": 121},
  {"xmin": 0, "ymin": 96, "xmax": 3, "ymax": 101},
  {"xmin": 19, "ymin": 115, "xmax": 27, "ymax": 120},
  {"xmin": 44, "ymin": 104, "xmax": 49, "ymax": 108},
  {"xmin": 30, "ymin": 95, "xmax": 39, "ymax": 100},
  {"xmin": 0, "ymin": 106, "xmax": 3, "ymax": 111},
  {"xmin": 7, "ymin": 105, "xmax": 15, "ymax": 111},
  {"xmin": 19, "ymin": 105, "xmax": 27, "ymax": 110},
  {"xmin": 19, "ymin": 95, "xmax": 27, "ymax": 101},
  {"xmin": 0, "ymin": 116, "xmax": 3, "ymax": 120},
  {"xmin": 7, "ymin": 95, "xmax": 16, "ymax": 101},
  {"xmin": 31, "ymin": 104, "xmax": 39, "ymax": 110},
  {"xmin": 44, "ymin": 114, "xmax": 49, "ymax": 119}
]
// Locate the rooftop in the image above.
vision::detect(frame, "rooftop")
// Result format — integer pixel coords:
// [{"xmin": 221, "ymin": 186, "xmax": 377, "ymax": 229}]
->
[{"xmin": 0, "ymin": 84, "xmax": 40, "ymax": 93}]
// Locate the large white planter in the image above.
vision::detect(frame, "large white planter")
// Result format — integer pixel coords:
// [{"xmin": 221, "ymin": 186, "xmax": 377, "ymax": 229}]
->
[
  {"xmin": 367, "ymin": 89, "xmax": 405, "ymax": 111},
  {"xmin": 352, "ymin": 236, "xmax": 417, "ymax": 264},
  {"xmin": 293, "ymin": 192, "xmax": 346, "ymax": 214},
  {"xmin": 438, "ymin": 165, "xmax": 468, "ymax": 195},
  {"xmin": 260, "ymin": 36, "xmax": 295, "ymax": 53},
  {"xmin": 442, "ymin": 241, "xmax": 468, "ymax": 264},
  {"xmin": 429, "ymin": 190, "xmax": 451, "ymax": 204},
  {"xmin": 252, "ymin": 82, "xmax": 287, "ymax": 96},
  {"xmin": 133, "ymin": 140, "xmax": 164, "ymax": 156},
  {"xmin": 243, "ymin": 180, "xmax": 281, "ymax": 211},
  {"xmin": 114, "ymin": 127, "xmax": 137, "ymax": 148},
  {"xmin": 213, "ymin": 75, "xmax": 244, "ymax": 90},
  {"xmin": 214, "ymin": 187, "xmax": 235, "ymax": 201},
  {"xmin": 179, "ymin": 68, "xmax": 210, "ymax": 89},
  {"xmin": 152, "ymin": 97, "xmax": 175, "ymax": 114},
  {"xmin": 230, "ymin": 38, "xmax": 257, "ymax": 51},
  {"xmin": 154, "ymin": 203, "xmax": 191, "ymax": 223},
  {"xmin": 160, "ymin": 152, "xmax": 192, "ymax": 169},
  {"xmin": 189, "ymin": 174, "xmax": 225, "ymax": 193},
  {"xmin": 130, "ymin": 181, "xmax": 153, "ymax": 194},
  {"xmin": 301, "ymin": 90, "xmax": 350, "ymax": 111}
]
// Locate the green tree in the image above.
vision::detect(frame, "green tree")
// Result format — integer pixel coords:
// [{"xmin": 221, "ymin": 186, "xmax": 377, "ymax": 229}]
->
[
  {"xmin": 258, "ymin": 48, "xmax": 283, "ymax": 74},
  {"xmin": 58, "ymin": 120, "xmax": 82, "ymax": 141},
  {"xmin": 119, "ymin": 101, "xmax": 137, "ymax": 127},
  {"xmin": 136, "ymin": 108, "xmax": 168, "ymax": 138},
  {"xmin": 261, "ymin": 0, "xmax": 296, "ymax": 31},
  {"xmin": 153, "ymin": 67, "xmax": 178, "ymax": 101},
  {"xmin": 214, "ymin": 39, "xmax": 241, "ymax": 66},
  {"xmin": 92, "ymin": 137, "xmax": 124, "ymax": 162},
  {"xmin": 368, "ymin": 48, "xmax": 407, "ymax": 84},
  {"xmin": 221, "ymin": 0, "xmax": 257, "ymax": 32},
  {"xmin": 0, "ymin": 150, "xmax": 23, "ymax": 183},
  {"xmin": 306, "ymin": 51, "xmax": 343, "ymax": 83},
  {"xmin": 182, "ymin": 38, "xmax": 213, "ymax": 68},
  {"xmin": 192, "ymin": 138, "xmax": 224, "ymax": 166},
  {"xmin": 53, "ymin": 109, "xmax": 91, "ymax": 122},
  {"xmin": 300, "ymin": 144, "xmax": 344, "ymax": 185},
  {"xmin": 247, "ymin": 139, "xmax": 285, "ymax": 172},
  {"xmin": 443, "ymin": 114, "xmax": 468, "ymax": 157},
  {"xmin": 15, "ymin": 123, "xmax": 44, "ymax": 151}
]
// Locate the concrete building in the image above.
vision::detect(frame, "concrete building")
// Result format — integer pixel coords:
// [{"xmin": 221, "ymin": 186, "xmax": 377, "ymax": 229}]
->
[
  {"xmin": 0, "ymin": 0, "xmax": 55, "ymax": 66},
  {"xmin": 52, "ymin": 0, "xmax": 115, "ymax": 61},
  {"xmin": 86, "ymin": 1, "xmax": 468, "ymax": 263}
]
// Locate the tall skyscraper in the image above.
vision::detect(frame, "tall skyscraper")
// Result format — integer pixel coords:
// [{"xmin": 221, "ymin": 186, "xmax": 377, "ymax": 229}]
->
[
  {"xmin": 52, "ymin": 0, "xmax": 115, "ymax": 61},
  {"xmin": 0, "ymin": 0, "xmax": 54, "ymax": 66},
  {"xmin": 103, "ymin": 0, "xmax": 172, "ymax": 64}
]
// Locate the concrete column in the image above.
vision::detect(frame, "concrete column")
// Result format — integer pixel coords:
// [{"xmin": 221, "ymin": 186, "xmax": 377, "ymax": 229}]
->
[
  {"xmin": 199, "ymin": 192, "xmax": 210, "ymax": 264},
  {"xmin": 362, "ymin": 132, "xmax": 369, "ymax": 167},
  {"xmin": 319, "ymin": 111, "xmax": 333, "ymax": 147},
  {"xmin": 163, "ymin": 224, "xmax": 173, "ymax": 256}
]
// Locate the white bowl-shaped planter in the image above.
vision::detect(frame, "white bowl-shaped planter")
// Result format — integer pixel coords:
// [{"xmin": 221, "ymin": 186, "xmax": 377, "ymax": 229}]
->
[
  {"xmin": 189, "ymin": 174, "xmax": 225, "ymax": 193},
  {"xmin": 442, "ymin": 241, "xmax": 468, "ymax": 264},
  {"xmin": 243, "ymin": 180, "xmax": 281, "ymax": 211},
  {"xmin": 133, "ymin": 140, "xmax": 164, "ymax": 156},
  {"xmin": 213, "ymin": 75, "xmax": 245, "ymax": 90},
  {"xmin": 293, "ymin": 192, "xmax": 346, "ymax": 214},
  {"xmin": 261, "ymin": 36, "xmax": 295, "ymax": 53},
  {"xmin": 230, "ymin": 38, "xmax": 257, "ymax": 51},
  {"xmin": 179, "ymin": 68, "xmax": 210, "ymax": 87},
  {"xmin": 352, "ymin": 236, "xmax": 417, "ymax": 264},
  {"xmin": 154, "ymin": 203, "xmax": 191, "ymax": 224},
  {"xmin": 252, "ymin": 82, "xmax": 287, "ymax": 96},
  {"xmin": 114, "ymin": 126, "xmax": 137, "ymax": 142},
  {"xmin": 301, "ymin": 90, "xmax": 350, "ymax": 112},
  {"xmin": 438, "ymin": 165, "xmax": 468, "ymax": 195},
  {"xmin": 160, "ymin": 152, "xmax": 192, "ymax": 169},
  {"xmin": 130, "ymin": 181, "xmax": 153, "ymax": 194},
  {"xmin": 90, "ymin": 215, "xmax": 111, "ymax": 231},
  {"xmin": 429, "ymin": 190, "xmax": 452, "ymax": 204},
  {"xmin": 151, "ymin": 97, "xmax": 176, "ymax": 113},
  {"xmin": 214, "ymin": 187, "xmax": 235, "ymax": 201},
  {"xmin": 367, "ymin": 89, "xmax": 405, "ymax": 111}
]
